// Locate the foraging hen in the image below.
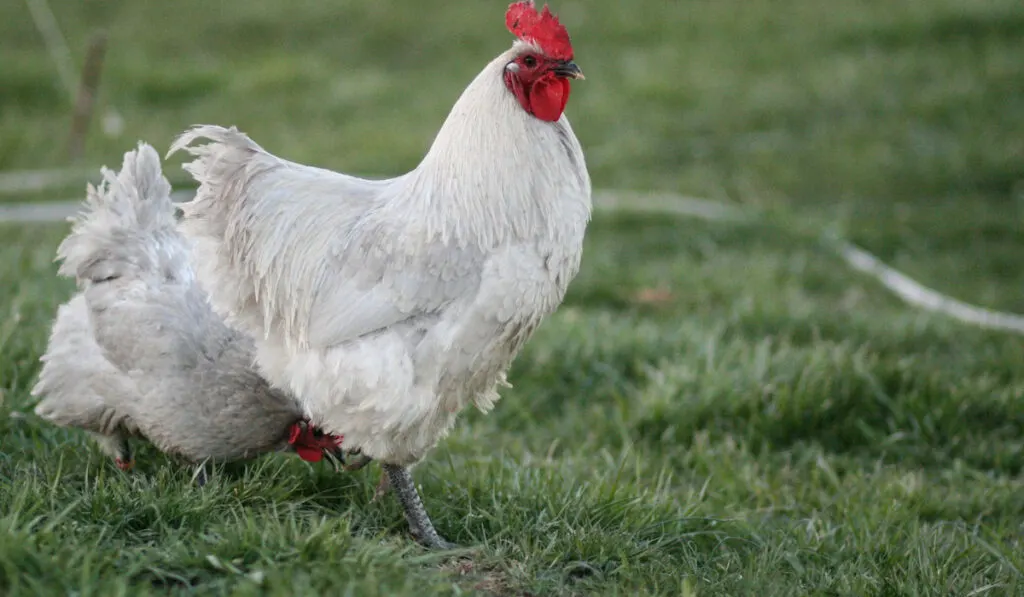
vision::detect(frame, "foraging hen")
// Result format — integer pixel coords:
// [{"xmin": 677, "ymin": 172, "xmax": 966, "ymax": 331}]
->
[
  {"xmin": 32, "ymin": 144, "xmax": 342, "ymax": 477},
  {"xmin": 170, "ymin": 1, "xmax": 590, "ymax": 546}
]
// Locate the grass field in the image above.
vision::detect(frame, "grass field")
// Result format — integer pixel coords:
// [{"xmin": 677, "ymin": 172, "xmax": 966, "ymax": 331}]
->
[{"xmin": 2, "ymin": 0, "xmax": 1024, "ymax": 595}]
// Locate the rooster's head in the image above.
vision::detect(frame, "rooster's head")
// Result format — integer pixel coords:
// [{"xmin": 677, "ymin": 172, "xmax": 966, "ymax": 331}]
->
[{"xmin": 503, "ymin": 1, "xmax": 583, "ymax": 123}]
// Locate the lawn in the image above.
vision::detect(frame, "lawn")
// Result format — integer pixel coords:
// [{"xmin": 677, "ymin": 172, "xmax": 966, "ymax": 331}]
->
[{"xmin": 2, "ymin": 0, "xmax": 1024, "ymax": 595}]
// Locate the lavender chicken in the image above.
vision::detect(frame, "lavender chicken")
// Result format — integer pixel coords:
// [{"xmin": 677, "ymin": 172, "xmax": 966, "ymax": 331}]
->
[{"xmin": 32, "ymin": 144, "xmax": 343, "ymax": 478}]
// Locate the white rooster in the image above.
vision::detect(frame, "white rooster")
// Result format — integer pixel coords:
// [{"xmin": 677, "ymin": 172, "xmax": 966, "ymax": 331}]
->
[
  {"xmin": 32, "ymin": 144, "xmax": 344, "ymax": 479},
  {"xmin": 169, "ymin": 1, "xmax": 590, "ymax": 547}
]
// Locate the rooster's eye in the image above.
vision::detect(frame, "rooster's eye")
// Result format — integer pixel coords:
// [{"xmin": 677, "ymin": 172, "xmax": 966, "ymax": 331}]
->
[{"xmin": 522, "ymin": 55, "xmax": 537, "ymax": 68}]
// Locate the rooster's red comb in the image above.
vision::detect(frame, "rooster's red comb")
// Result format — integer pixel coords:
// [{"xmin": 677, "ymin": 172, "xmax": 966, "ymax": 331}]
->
[{"xmin": 505, "ymin": 1, "xmax": 573, "ymax": 61}]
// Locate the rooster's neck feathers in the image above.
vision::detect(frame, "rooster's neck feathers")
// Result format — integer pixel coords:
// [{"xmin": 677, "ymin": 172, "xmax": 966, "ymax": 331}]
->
[{"xmin": 394, "ymin": 45, "xmax": 591, "ymax": 249}]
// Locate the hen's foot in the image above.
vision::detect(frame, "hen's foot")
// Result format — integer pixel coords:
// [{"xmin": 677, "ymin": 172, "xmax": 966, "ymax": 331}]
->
[
  {"xmin": 113, "ymin": 436, "xmax": 134, "ymax": 471},
  {"xmin": 383, "ymin": 463, "xmax": 457, "ymax": 550},
  {"xmin": 94, "ymin": 433, "xmax": 133, "ymax": 471}
]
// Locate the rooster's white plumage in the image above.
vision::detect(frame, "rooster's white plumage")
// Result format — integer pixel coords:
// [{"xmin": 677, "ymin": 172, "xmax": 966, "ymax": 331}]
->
[{"xmin": 169, "ymin": 1, "xmax": 590, "ymax": 546}]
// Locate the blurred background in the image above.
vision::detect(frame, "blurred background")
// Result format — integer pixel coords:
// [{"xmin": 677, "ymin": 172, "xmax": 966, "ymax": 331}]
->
[
  {"xmin": 1, "ymin": 1, "xmax": 1023, "ymax": 593},
  {"xmin": 3, "ymin": 0, "xmax": 1023, "ymax": 306}
]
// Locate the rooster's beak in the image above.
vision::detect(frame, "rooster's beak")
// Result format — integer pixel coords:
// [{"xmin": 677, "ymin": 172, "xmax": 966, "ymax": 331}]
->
[{"xmin": 553, "ymin": 61, "xmax": 585, "ymax": 80}]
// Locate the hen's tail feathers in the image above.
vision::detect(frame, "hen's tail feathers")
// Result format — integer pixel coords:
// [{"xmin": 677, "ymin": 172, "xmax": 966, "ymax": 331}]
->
[{"xmin": 56, "ymin": 142, "xmax": 186, "ymax": 286}]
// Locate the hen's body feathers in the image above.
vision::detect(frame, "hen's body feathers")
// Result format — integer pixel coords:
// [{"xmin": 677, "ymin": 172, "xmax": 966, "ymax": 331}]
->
[{"xmin": 33, "ymin": 144, "xmax": 305, "ymax": 464}]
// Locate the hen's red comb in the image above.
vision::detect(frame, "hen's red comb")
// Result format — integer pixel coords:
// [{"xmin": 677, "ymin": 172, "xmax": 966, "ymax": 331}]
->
[{"xmin": 505, "ymin": 1, "xmax": 573, "ymax": 61}]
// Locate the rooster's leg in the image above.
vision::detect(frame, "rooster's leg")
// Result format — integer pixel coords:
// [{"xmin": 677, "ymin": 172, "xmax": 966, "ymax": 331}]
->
[{"xmin": 383, "ymin": 463, "xmax": 455, "ymax": 549}]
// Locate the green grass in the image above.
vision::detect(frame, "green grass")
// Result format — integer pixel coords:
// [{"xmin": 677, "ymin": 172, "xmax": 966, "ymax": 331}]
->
[{"xmin": 2, "ymin": 0, "xmax": 1024, "ymax": 595}]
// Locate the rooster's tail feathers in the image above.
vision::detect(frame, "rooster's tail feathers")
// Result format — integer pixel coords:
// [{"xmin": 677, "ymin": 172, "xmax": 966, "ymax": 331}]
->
[
  {"xmin": 168, "ymin": 125, "xmax": 266, "ymax": 161},
  {"xmin": 166, "ymin": 125, "xmax": 283, "ymax": 340},
  {"xmin": 166, "ymin": 124, "xmax": 269, "ymax": 243}
]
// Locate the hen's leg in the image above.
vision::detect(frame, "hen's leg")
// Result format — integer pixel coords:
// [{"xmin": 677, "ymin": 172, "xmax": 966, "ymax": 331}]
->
[
  {"xmin": 383, "ymin": 463, "xmax": 456, "ymax": 549},
  {"xmin": 372, "ymin": 471, "xmax": 391, "ymax": 502},
  {"xmin": 343, "ymin": 453, "xmax": 373, "ymax": 472},
  {"xmin": 193, "ymin": 464, "xmax": 208, "ymax": 487},
  {"xmin": 90, "ymin": 432, "xmax": 133, "ymax": 471}
]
